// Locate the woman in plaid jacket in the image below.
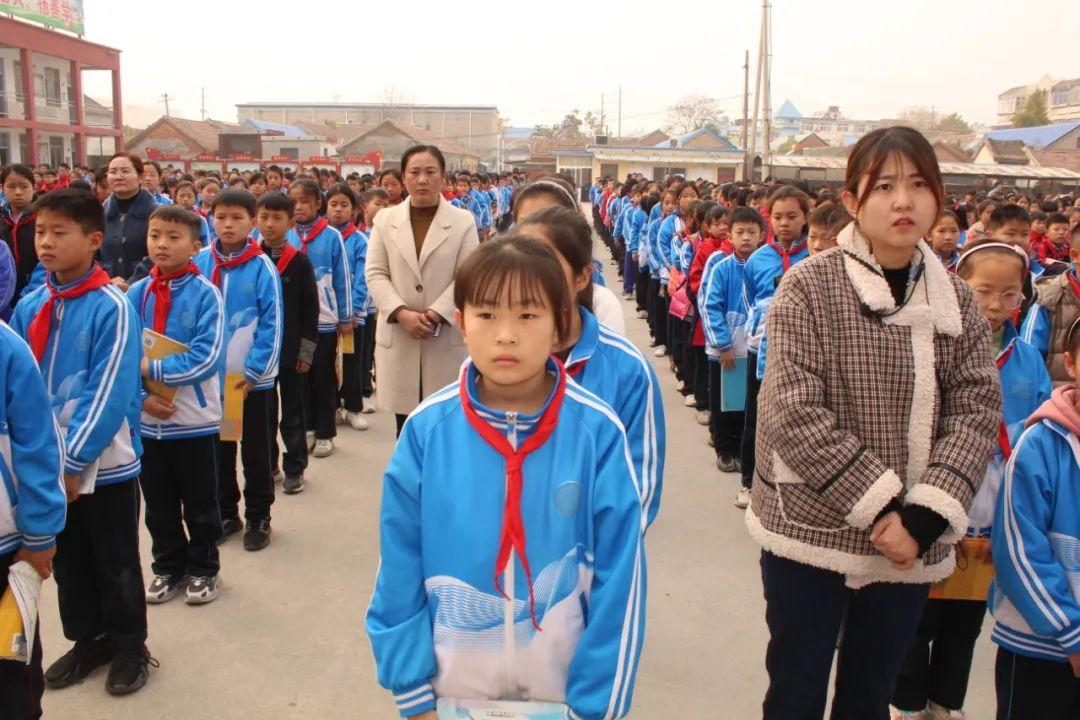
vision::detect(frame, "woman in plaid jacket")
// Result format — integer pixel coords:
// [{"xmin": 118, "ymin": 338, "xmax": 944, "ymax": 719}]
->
[{"xmin": 749, "ymin": 127, "xmax": 1002, "ymax": 720}]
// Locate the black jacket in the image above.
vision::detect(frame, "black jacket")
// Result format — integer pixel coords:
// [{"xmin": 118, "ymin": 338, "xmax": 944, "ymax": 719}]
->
[
  {"xmin": 0, "ymin": 207, "xmax": 37, "ymax": 300},
  {"xmin": 101, "ymin": 188, "xmax": 158, "ymax": 283},
  {"xmin": 261, "ymin": 242, "xmax": 319, "ymax": 370}
]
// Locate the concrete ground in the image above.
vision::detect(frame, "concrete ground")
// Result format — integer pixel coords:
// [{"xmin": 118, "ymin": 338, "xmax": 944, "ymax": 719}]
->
[{"xmin": 39, "ymin": 234, "xmax": 997, "ymax": 719}]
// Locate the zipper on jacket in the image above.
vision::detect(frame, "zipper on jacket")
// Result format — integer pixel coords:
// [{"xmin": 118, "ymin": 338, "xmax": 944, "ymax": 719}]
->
[{"xmin": 503, "ymin": 410, "xmax": 518, "ymax": 698}]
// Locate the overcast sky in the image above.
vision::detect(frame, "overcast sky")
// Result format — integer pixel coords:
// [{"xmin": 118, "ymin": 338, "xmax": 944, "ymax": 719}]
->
[{"xmin": 78, "ymin": 0, "xmax": 1077, "ymax": 133}]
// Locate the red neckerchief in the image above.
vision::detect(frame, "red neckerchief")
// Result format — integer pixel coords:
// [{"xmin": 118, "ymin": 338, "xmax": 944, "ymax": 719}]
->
[
  {"xmin": 567, "ymin": 360, "xmax": 586, "ymax": 377},
  {"xmin": 1, "ymin": 210, "xmax": 34, "ymax": 266},
  {"xmin": 264, "ymin": 241, "xmax": 299, "ymax": 276},
  {"xmin": 297, "ymin": 217, "xmax": 329, "ymax": 254},
  {"xmin": 358, "ymin": 221, "xmax": 368, "ymax": 234},
  {"xmin": 458, "ymin": 361, "xmax": 567, "ymax": 632},
  {"xmin": 211, "ymin": 240, "xmax": 262, "ymax": 287},
  {"xmin": 995, "ymin": 342, "xmax": 1015, "ymax": 459},
  {"xmin": 1067, "ymin": 271, "xmax": 1080, "ymax": 302},
  {"xmin": 336, "ymin": 222, "xmax": 359, "ymax": 241},
  {"xmin": 716, "ymin": 238, "xmax": 734, "ymax": 256},
  {"xmin": 143, "ymin": 263, "xmax": 199, "ymax": 334},
  {"xmin": 27, "ymin": 265, "xmax": 112, "ymax": 362},
  {"xmin": 765, "ymin": 237, "xmax": 807, "ymax": 273}
]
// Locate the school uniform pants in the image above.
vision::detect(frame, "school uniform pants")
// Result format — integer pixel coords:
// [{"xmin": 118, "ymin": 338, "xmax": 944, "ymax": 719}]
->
[
  {"xmin": 708, "ymin": 360, "xmax": 745, "ymax": 457},
  {"xmin": 0, "ymin": 550, "xmax": 44, "ymax": 718},
  {"xmin": 140, "ymin": 435, "xmax": 221, "ymax": 580},
  {"xmin": 740, "ymin": 350, "xmax": 762, "ymax": 490},
  {"xmin": 622, "ymin": 250, "xmax": 638, "ymax": 296},
  {"xmin": 360, "ymin": 315, "xmax": 376, "ymax": 398},
  {"xmin": 673, "ymin": 318, "xmax": 692, "ymax": 382},
  {"xmin": 892, "ymin": 598, "xmax": 987, "ymax": 712},
  {"xmin": 760, "ymin": 551, "xmax": 929, "ymax": 720},
  {"xmin": 635, "ymin": 265, "xmax": 650, "ymax": 312},
  {"xmin": 651, "ymin": 281, "xmax": 669, "ymax": 348},
  {"xmin": 339, "ymin": 342, "xmax": 364, "ymax": 413},
  {"xmin": 690, "ymin": 344, "xmax": 709, "ymax": 408},
  {"xmin": 53, "ymin": 479, "xmax": 148, "ymax": 654},
  {"xmin": 306, "ymin": 332, "xmax": 339, "ymax": 440},
  {"xmin": 646, "ymin": 276, "xmax": 659, "ymax": 337},
  {"xmin": 271, "ymin": 368, "xmax": 308, "ymax": 477},
  {"xmin": 218, "ymin": 388, "xmax": 275, "ymax": 522},
  {"xmin": 995, "ymin": 647, "xmax": 1080, "ymax": 719}
]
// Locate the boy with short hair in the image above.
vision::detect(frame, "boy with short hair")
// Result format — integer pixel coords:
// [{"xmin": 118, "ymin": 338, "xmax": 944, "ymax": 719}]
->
[
  {"xmin": 257, "ymin": 192, "xmax": 318, "ymax": 494},
  {"xmin": 12, "ymin": 189, "xmax": 152, "ymax": 695},
  {"xmin": 194, "ymin": 189, "xmax": 282, "ymax": 551},
  {"xmin": 265, "ymin": 165, "xmax": 285, "ymax": 195},
  {"xmin": 1041, "ymin": 212, "xmax": 1073, "ymax": 268},
  {"xmin": 127, "ymin": 205, "xmax": 225, "ymax": 605}
]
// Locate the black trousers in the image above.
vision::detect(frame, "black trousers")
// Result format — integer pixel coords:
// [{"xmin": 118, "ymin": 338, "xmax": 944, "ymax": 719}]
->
[
  {"xmin": 218, "ymin": 388, "xmax": 274, "ymax": 522},
  {"xmin": 651, "ymin": 281, "xmax": 669, "ymax": 350},
  {"xmin": 395, "ymin": 413, "xmax": 408, "ymax": 438},
  {"xmin": 140, "ymin": 435, "xmax": 221, "ymax": 579},
  {"xmin": 339, "ymin": 341, "xmax": 363, "ymax": 413},
  {"xmin": 893, "ymin": 598, "xmax": 986, "ymax": 712},
  {"xmin": 691, "ymin": 345, "xmax": 709, "ymax": 407},
  {"xmin": 360, "ymin": 315, "xmax": 376, "ymax": 398},
  {"xmin": 760, "ymin": 551, "xmax": 929, "ymax": 720},
  {"xmin": 646, "ymin": 277, "xmax": 659, "ymax": 337},
  {"xmin": 272, "ymin": 368, "xmax": 308, "ymax": 476},
  {"xmin": 0, "ymin": 551, "xmax": 44, "ymax": 718},
  {"xmin": 306, "ymin": 332, "xmax": 339, "ymax": 439},
  {"xmin": 635, "ymin": 265, "xmax": 649, "ymax": 312},
  {"xmin": 53, "ymin": 480, "xmax": 148, "ymax": 654},
  {"xmin": 741, "ymin": 351, "xmax": 762, "ymax": 490},
  {"xmin": 708, "ymin": 360, "xmax": 745, "ymax": 456},
  {"xmin": 995, "ymin": 647, "xmax": 1080, "ymax": 719}
]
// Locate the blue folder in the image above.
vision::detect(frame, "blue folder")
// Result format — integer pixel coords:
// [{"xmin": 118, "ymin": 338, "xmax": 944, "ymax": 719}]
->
[{"xmin": 721, "ymin": 356, "xmax": 748, "ymax": 412}]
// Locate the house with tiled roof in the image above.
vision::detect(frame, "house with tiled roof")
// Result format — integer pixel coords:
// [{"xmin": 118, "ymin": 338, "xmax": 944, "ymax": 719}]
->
[
  {"xmin": 126, "ymin": 116, "xmax": 252, "ymax": 159},
  {"xmin": 336, "ymin": 119, "xmax": 480, "ymax": 171},
  {"xmin": 588, "ymin": 127, "xmax": 745, "ymax": 184}
]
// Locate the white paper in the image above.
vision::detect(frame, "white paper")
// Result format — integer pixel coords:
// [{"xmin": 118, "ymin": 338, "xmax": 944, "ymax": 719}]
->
[{"xmin": 8, "ymin": 561, "xmax": 42, "ymax": 665}]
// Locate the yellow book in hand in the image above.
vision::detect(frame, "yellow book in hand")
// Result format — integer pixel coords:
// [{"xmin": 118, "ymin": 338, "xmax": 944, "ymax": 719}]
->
[
  {"xmin": 340, "ymin": 330, "xmax": 355, "ymax": 355},
  {"xmin": 929, "ymin": 537, "xmax": 996, "ymax": 601},
  {"xmin": 142, "ymin": 329, "xmax": 189, "ymax": 402},
  {"xmin": 220, "ymin": 373, "xmax": 246, "ymax": 442}
]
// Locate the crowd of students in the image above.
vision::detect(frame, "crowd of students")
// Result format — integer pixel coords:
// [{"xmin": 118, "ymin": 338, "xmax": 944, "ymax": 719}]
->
[{"xmin": 3, "ymin": 126, "xmax": 1080, "ymax": 720}]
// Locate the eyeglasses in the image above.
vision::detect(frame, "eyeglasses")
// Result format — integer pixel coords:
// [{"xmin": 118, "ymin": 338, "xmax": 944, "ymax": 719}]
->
[{"xmin": 972, "ymin": 287, "xmax": 1024, "ymax": 310}]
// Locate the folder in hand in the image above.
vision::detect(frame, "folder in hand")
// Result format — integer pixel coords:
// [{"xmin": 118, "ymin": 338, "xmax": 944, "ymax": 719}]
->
[
  {"xmin": 0, "ymin": 561, "xmax": 43, "ymax": 665},
  {"xmin": 220, "ymin": 373, "xmax": 246, "ymax": 442},
  {"xmin": 142, "ymin": 329, "xmax": 189, "ymax": 402}
]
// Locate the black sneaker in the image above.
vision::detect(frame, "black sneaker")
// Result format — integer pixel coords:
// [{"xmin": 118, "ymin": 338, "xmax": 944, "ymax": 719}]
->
[
  {"xmin": 243, "ymin": 517, "xmax": 271, "ymax": 551},
  {"xmin": 216, "ymin": 516, "xmax": 243, "ymax": 545},
  {"xmin": 44, "ymin": 637, "xmax": 113, "ymax": 689},
  {"xmin": 105, "ymin": 646, "xmax": 157, "ymax": 696},
  {"xmin": 283, "ymin": 472, "xmax": 305, "ymax": 495},
  {"xmin": 717, "ymin": 453, "xmax": 739, "ymax": 473}
]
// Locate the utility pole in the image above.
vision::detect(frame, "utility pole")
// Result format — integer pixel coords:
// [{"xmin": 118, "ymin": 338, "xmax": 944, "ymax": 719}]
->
[
  {"xmin": 761, "ymin": 0, "xmax": 772, "ymax": 167},
  {"xmin": 200, "ymin": 87, "xmax": 207, "ymax": 120},
  {"xmin": 748, "ymin": 0, "xmax": 766, "ymax": 180},
  {"xmin": 740, "ymin": 49, "xmax": 750, "ymax": 150},
  {"xmin": 618, "ymin": 86, "xmax": 622, "ymax": 138},
  {"xmin": 160, "ymin": 93, "xmax": 172, "ymax": 117}
]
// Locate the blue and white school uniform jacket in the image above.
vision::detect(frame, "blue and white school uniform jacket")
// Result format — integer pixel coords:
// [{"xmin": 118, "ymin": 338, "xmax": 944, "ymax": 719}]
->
[
  {"xmin": 0, "ymin": 321, "xmax": 66, "ymax": 555},
  {"xmin": 193, "ymin": 245, "xmax": 281, "ymax": 391},
  {"xmin": 627, "ymin": 206, "xmax": 647, "ymax": 258},
  {"xmin": 967, "ymin": 325, "xmax": 1051, "ymax": 536},
  {"xmin": 657, "ymin": 213, "xmax": 686, "ymax": 283},
  {"xmin": 700, "ymin": 253, "xmax": 749, "ymax": 358},
  {"xmin": 567, "ymin": 307, "xmax": 665, "ymax": 529},
  {"xmin": 287, "ymin": 220, "xmax": 352, "ymax": 334},
  {"xmin": 470, "ymin": 189, "xmax": 491, "ymax": 231},
  {"xmin": 644, "ymin": 217, "xmax": 663, "ymax": 278},
  {"xmin": 366, "ymin": 360, "xmax": 646, "ymax": 720},
  {"xmin": 339, "ymin": 224, "xmax": 372, "ymax": 324},
  {"xmin": 151, "ymin": 192, "xmax": 173, "ymax": 205},
  {"xmin": 743, "ymin": 239, "xmax": 809, "ymax": 357},
  {"xmin": 127, "ymin": 270, "xmax": 224, "ymax": 440},
  {"xmin": 990, "ymin": 413, "xmax": 1080, "ymax": 663},
  {"xmin": 12, "ymin": 273, "xmax": 142, "ymax": 487}
]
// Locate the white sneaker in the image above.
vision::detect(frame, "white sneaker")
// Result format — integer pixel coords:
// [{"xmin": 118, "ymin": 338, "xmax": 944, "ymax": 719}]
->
[
  {"xmin": 306, "ymin": 431, "xmax": 316, "ymax": 452},
  {"xmin": 361, "ymin": 398, "xmax": 376, "ymax": 414},
  {"xmin": 636, "ymin": 310, "xmax": 647, "ymax": 319},
  {"xmin": 683, "ymin": 394, "xmax": 697, "ymax": 407},
  {"xmin": 653, "ymin": 345, "xmax": 667, "ymax": 357},
  {"xmin": 674, "ymin": 379, "xmax": 685, "ymax": 392},
  {"xmin": 185, "ymin": 575, "xmax": 221, "ymax": 605},
  {"xmin": 734, "ymin": 487, "xmax": 751, "ymax": 509},
  {"xmin": 335, "ymin": 408, "xmax": 346, "ymax": 425},
  {"xmin": 146, "ymin": 574, "xmax": 184, "ymax": 604},
  {"xmin": 344, "ymin": 411, "xmax": 368, "ymax": 431},
  {"xmin": 312, "ymin": 438, "xmax": 334, "ymax": 458},
  {"xmin": 695, "ymin": 410, "xmax": 711, "ymax": 426}
]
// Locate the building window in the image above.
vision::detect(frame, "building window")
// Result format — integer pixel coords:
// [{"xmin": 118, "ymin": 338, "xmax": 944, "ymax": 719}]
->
[
  {"xmin": 0, "ymin": 132, "xmax": 9, "ymax": 165},
  {"xmin": 1052, "ymin": 91, "xmax": 1068, "ymax": 107},
  {"xmin": 44, "ymin": 67, "xmax": 61, "ymax": 106}
]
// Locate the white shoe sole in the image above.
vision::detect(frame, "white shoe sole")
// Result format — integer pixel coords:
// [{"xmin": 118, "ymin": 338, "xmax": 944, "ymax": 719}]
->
[{"xmin": 312, "ymin": 444, "xmax": 333, "ymax": 458}]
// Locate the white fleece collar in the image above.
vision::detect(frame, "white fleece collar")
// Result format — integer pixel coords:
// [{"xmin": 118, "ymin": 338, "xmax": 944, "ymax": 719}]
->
[{"xmin": 837, "ymin": 222, "xmax": 962, "ymax": 338}]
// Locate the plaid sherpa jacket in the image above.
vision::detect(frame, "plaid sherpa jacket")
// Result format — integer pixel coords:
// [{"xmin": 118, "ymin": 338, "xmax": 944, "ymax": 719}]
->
[{"xmin": 746, "ymin": 222, "xmax": 1002, "ymax": 588}]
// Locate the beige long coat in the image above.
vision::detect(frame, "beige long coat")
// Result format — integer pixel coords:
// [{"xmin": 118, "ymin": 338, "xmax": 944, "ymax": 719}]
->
[{"xmin": 365, "ymin": 197, "xmax": 479, "ymax": 414}]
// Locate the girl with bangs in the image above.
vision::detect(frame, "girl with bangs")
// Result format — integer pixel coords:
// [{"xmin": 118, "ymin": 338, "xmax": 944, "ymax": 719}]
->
[
  {"xmin": 749, "ymin": 126, "xmax": 1002, "ymax": 719},
  {"xmin": 366, "ymin": 237, "xmax": 646, "ymax": 720}
]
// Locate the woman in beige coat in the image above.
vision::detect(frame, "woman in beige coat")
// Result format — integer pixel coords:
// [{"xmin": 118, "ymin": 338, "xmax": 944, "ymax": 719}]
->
[{"xmin": 365, "ymin": 145, "xmax": 480, "ymax": 434}]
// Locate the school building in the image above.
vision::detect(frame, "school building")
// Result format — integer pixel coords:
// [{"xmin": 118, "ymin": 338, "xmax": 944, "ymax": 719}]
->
[
  {"xmin": 0, "ymin": 16, "xmax": 123, "ymax": 167},
  {"xmin": 236, "ymin": 102, "xmax": 503, "ymax": 168},
  {"xmin": 998, "ymin": 75, "xmax": 1080, "ymax": 127},
  {"xmin": 336, "ymin": 119, "xmax": 481, "ymax": 172},
  {"xmin": 589, "ymin": 128, "xmax": 747, "ymax": 186}
]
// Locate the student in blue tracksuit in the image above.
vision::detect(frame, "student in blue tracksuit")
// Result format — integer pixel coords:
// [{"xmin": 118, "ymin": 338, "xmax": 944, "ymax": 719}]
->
[
  {"xmin": 127, "ymin": 205, "xmax": 225, "ymax": 607},
  {"xmin": 366, "ymin": 237, "xmax": 645, "ymax": 719},
  {"xmin": 451, "ymin": 174, "xmax": 482, "ymax": 230},
  {"xmin": 0, "ymin": 310, "xmax": 65, "ymax": 716},
  {"xmin": 739, "ymin": 185, "xmax": 810, "ymax": 502},
  {"xmin": 469, "ymin": 178, "xmax": 491, "ymax": 237},
  {"xmin": 629, "ymin": 191, "xmax": 652, "ymax": 314},
  {"xmin": 657, "ymin": 185, "xmax": 697, "ymax": 291},
  {"xmin": 172, "ymin": 181, "xmax": 211, "ymax": 246},
  {"xmin": 893, "ymin": 241, "xmax": 1052, "ymax": 719},
  {"xmin": 287, "ymin": 179, "xmax": 352, "ymax": 457},
  {"xmin": 990, "ymin": 319, "xmax": 1080, "ymax": 716},
  {"xmin": 622, "ymin": 186, "xmax": 645, "ymax": 298},
  {"xmin": 647, "ymin": 189, "xmax": 677, "ymax": 354},
  {"xmin": 12, "ymin": 189, "xmax": 152, "ymax": 696},
  {"xmin": 194, "ymin": 189, "xmax": 281, "ymax": 552},
  {"xmin": 517, "ymin": 207, "xmax": 665, "ymax": 529},
  {"xmin": 325, "ymin": 183, "xmax": 369, "ymax": 432},
  {"xmin": 700, "ymin": 207, "xmax": 760, "ymax": 481}
]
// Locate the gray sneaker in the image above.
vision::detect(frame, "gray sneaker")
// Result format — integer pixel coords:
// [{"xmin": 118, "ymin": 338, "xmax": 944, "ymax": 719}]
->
[
  {"xmin": 283, "ymin": 472, "xmax": 305, "ymax": 495},
  {"xmin": 146, "ymin": 574, "xmax": 184, "ymax": 604},
  {"xmin": 185, "ymin": 575, "xmax": 220, "ymax": 605}
]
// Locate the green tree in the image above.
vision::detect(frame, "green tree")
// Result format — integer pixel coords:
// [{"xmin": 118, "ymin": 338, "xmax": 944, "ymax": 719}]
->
[
  {"xmin": 936, "ymin": 112, "xmax": 972, "ymax": 133},
  {"xmin": 777, "ymin": 137, "xmax": 796, "ymax": 154},
  {"xmin": 1013, "ymin": 90, "xmax": 1050, "ymax": 127}
]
